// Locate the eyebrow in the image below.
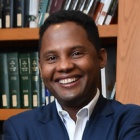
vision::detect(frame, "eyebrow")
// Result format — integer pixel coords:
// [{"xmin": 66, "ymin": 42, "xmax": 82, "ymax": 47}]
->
[
  {"xmin": 42, "ymin": 45, "xmax": 86, "ymax": 57},
  {"xmin": 68, "ymin": 45, "xmax": 86, "ymax": 51}
]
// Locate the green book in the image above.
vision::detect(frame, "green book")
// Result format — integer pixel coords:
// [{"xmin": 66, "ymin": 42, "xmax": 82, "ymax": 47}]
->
[
  {"xmin": 13, "ymin": 0, "xmax": 25, "ymax": 27},
  {"xmin": 7, "ymin": 52, "xmax": 20, "ymax": 108},
  {"xmin": 30, "ymin": 52, "xmax": 41, "ymax": 108},
  {"xmin": 0, "ymin": 53, "xmax": 10, "ymax": 108},
  {"xmin": 19, "ymin": 53, "xmax": 31, "ymax": 108}
]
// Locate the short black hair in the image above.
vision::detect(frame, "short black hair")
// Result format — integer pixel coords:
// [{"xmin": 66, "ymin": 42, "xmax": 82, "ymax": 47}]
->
[{"xmin": 39, "ymin": 10, "xmax": 101, "ymax": 54}]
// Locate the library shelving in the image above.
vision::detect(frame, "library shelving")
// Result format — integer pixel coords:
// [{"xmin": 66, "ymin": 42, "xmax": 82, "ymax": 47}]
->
[
  {"xmin": 0, "ymin": 25, "xmax": 117, "ymax": 41},
  {"xmin": 1, "ymin": 0, "xmax": 140, "ymax": 122},
  {"xmin": 0, "ymin": 25, "xmax": 117, "ymax": 120}
]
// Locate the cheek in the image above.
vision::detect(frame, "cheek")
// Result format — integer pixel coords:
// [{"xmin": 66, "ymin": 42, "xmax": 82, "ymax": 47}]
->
[
  {"xmin": 77, "ymin": 57, "xmax": 100, "ymax": 73},
  {"xmin": 40, "ymin": 64, "xmax": 54, "ymax": 80},
  {"xmin": 79, "ymin": 59, "xmax": 100, "ymax": 85}
]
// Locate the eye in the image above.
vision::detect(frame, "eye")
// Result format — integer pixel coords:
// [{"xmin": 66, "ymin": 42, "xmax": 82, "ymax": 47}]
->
[
  {"xmin": 72, "ymin": 51, "xmax": 84, "ymax": 58},
  {"xmin": 46, "ymin": 55, "xmax": 58, "ymax": 64}
]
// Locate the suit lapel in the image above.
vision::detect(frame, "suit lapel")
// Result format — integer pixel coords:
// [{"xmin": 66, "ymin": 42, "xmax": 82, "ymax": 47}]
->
[
  {"xmin": 37, "ymin": 102, "xmax": 69, "ymax": 140},
  {"xmin": 83, "ymin": 95, "xmax": 114, "ymax": 140},
  {"xmin": 35, "ymin": 96, "xmax": 114, "ymax": 140}
]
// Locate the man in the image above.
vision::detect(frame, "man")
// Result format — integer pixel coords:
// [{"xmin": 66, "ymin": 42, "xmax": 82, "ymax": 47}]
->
[{"xmin": 3, "ymin": 10, "xmax": 140, "ymax": 140}]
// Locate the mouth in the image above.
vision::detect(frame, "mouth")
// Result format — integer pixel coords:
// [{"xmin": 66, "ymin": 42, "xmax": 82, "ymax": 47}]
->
[{"xmin": 59, "ymin": 77, "xmax": 78, "ymax": 84}]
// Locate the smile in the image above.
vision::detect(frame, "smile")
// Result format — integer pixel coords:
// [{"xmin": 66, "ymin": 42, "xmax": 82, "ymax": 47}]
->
[{"xmin": 59, "ymin": 78, "xmax": 77, "ymax": 84}]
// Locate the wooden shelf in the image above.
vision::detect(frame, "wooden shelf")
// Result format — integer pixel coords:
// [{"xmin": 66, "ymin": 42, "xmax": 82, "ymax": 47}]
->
[
  {"xmin": 0, "ymin": 109, "xmax": 30, "ymax": 120},
  {"xmin": 0, "ymin": 24, "xmax": 118, "ymax": 121},
  {"xmin": 0, "ymin": 28, "xmax": 39, "ymax": 41},
  {"xmin": 98, "ymin": 24, "xmax": 118, "ymax": 38},
  {"xmin": 0, "ymin": 24, "xmax": 118, "ymax": 41}
]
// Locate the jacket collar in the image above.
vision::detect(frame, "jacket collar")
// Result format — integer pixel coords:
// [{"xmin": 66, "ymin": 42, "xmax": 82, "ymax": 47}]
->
[
  {"xmin": 38, "ymin": 102, "xmax": 69, "ymax": 140},
  {"xmin": 82, "ymin": 94, "xmax": 114, "ymax": 140},
  {"xmin": 38, "ymin": 95, "xmax": 114, "ymax": 140}
]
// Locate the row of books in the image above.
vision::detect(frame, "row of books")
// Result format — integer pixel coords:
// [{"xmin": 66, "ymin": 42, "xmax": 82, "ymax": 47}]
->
[
  {"xmin": 0, "ymin": 0, "xmax": 118, "ymax": 28},
  {"xmin": 0, "ymin": 0, "xmax": 39, "ymax": 28},
  {"xmin": 0, "ymin": 44, "xmax": 116, "ymax": 108},
  {"xmin": 0, "ymin": 52, "xmax": 54, "ymax": 109}
]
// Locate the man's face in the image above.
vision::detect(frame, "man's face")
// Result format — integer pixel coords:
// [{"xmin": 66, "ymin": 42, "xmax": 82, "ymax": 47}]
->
[{"xmin": 39, "ymin": 22, "xmax": 106, "ymax": 108}]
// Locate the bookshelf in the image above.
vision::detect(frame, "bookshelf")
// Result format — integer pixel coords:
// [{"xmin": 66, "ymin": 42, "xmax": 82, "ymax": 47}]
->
[
  {"xmin": 0, "ymin": 28, "xmax": 39, "ymax": 41},
  {"xmin": 0, "ymin": 25, "xmax": 118, "ymax": 120},
  {"xmin": 0, "ymin": 109, "xmax": 30, "ymax": 120},
  {"xmin": 0, "ymin": 25, "xmax": 117, "ymax": 41},
  {"xmin": 1, "ymin": 0, "xmax": 140, "ymax": 121}
]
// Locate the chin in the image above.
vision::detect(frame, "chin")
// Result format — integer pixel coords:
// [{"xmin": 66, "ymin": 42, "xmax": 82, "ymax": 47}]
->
[{"xmin": 60, "ymin": 92, "xmax": 83, "ymax": 103}]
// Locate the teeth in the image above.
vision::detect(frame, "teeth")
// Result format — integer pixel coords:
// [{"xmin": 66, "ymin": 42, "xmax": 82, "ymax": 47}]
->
[{"xmin": 59, "ymin": 78, "xmax": 76, "ymax": 84}]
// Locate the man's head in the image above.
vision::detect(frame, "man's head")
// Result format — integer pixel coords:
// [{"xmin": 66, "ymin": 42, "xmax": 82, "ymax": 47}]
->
[
  {"xmin": 39, "ymin": 10, "xmax": 101, "ymax": 54},
  {"xmin": 39, "ymin": 10, "xmax": 107, "ymax": 109}
]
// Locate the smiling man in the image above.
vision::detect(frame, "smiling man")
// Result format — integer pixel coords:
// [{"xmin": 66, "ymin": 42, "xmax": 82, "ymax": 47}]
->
[
  {"xmin": 39, "ymin": 21, "xmax": 106, "ymax": 118},
  {"xmin": 3, "ymin": 10, "xmax": 140, "ymax": 140}
]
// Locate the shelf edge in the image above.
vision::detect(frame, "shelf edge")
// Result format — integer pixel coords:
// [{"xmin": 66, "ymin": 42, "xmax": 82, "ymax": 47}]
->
[
  {"xmin": 0, "ymin": 109, "xmax": 30, "ymax": 120},
  {"xmin": 0, "ymin": 25, "xmax": 118, "ymax": 41}
]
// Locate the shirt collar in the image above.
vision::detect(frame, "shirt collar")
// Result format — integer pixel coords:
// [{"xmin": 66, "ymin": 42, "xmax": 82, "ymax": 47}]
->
[{"xmin": 55, "ymin": 89, "xmax": 100, "ymax": 120}]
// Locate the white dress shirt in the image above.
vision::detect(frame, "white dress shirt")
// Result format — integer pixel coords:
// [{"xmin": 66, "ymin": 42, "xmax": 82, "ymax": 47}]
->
[{"xmin": 55, "ymin": 89, "xmax": 100, "ymax": 140}]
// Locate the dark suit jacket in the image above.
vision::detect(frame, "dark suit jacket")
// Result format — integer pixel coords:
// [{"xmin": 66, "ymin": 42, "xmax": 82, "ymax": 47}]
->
[{"xmin": 3, "ymin": 95, "xmax": 140, "ymax": 140}]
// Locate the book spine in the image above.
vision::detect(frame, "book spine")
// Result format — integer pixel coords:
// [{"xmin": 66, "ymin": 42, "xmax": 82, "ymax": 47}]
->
[
  {"xmin": 62, "ymin": 0, "xmax": 71, "ymax": 10},
  {"xmin": 7, "ymin": 52, "xmax": 20, "ymax": 108},
  {"xmin": 19, "ymin": 53, "xmax": 32, "ymax": 108},
  {"xmin": 110, "ymin": 82, "xmax": 116, "ymax": 99},
  {"xmin": 2, "ymin": 0, "xmax": 14, "ymax": 28},
  {"xmin": 45, "ymin": 88, "xmax": 54, "ymax": 105},
  {"xmin": 88, "ymin": 0, "xmax": 100, "ymax": 17},
  {"xmin": 76, "ymin": 0, "xmax": 87, "ymax": 11},
  {"xmin": 100, "ymin": 67, "xmax": 106, "ymax": 98},
  {"xmin": 36, "ymin": 0, "xmax": 43, "ymax": 26},
  {"xmin": 0, "ymin": 0, "xmax": 2, "ymax": 28},
  {"xmin": 62, "ymin": 0, "xmax": 70, "ymax": 10},
  {"xmin": 68, "ymin": 0, "xmax": 79, "ymax": 10},
  {"xmin": 83, "ymin": 0, "xmax": 95, "ymax": 15},
  {"xmin": 97, "ymin": 0, "xmax": 112, "ymax": 25},
  {"xmin": 29, "ymin": 0, "xmax": 39, "ymax": 28},
  {"xmin": 0, "ymin": 53, "xmax": 10, "ymax": 108},
  {"xmin": 45, "ymin": 0, "xmax": 53, "ymax": 15},
  {"xmin": 30, "ymin": 52, "xmax": 41, "ymax": 108},
  {"xmin": 14, "ymin": 0, "xmax": 24, "ymax": 28},
  {"xmin": 93, "ymin": 0, "xmax": 107, "ymax": 24},
  {"xmin": 45, "ymin": 88, "xmax": 50, "ymax": 105},
  {"xmin": 49, "ymin": 0, "xmax": 65, "ymax": 15},
  {"xmin": 44, "ymin": 0, "xmax": 52, "ymax": 20},
  {"xmin": 40, "ymin": 79, "xmax": 46, "ymax": 106},
  {"xmin": 50, "ymin": 95, "xmax": 55, "ymax": 103},
  {"xmin": 37, "ymin": 0, "xmax": 49, "ymax": 27},
  {"xmin": 24, "ymin": 0, "xmax": 30, "ymax": 27},
  {"xmin": 104, "ymin": 0, "xmax": 118, "ymax": 25}
]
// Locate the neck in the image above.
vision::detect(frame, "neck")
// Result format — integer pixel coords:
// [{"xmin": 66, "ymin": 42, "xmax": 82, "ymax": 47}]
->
[{"xmin": 62, "ymin": 106, "xmax": 79, "ymax": 122}]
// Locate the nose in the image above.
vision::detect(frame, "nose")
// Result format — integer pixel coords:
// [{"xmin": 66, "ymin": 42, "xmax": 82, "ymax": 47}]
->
[{"xmin": 56, "ymin": 58, "xmax": 74, "ymax": 73}]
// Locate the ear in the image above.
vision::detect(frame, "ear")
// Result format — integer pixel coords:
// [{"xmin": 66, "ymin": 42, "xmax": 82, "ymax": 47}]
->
[
  {"xmin": 98, "ymin": 48, "xmax": 107, "ymax": 69},
  {"xmin": 38, "ymin": 59, "xmax": 42, "ymax": 78}
]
